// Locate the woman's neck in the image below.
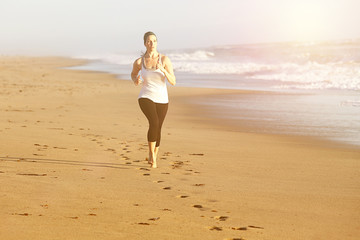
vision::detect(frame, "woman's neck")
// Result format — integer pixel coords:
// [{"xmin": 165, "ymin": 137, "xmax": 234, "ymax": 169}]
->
[{"xmin": 145, "ymin": 50, "xmax": 159, "ymax": 58}]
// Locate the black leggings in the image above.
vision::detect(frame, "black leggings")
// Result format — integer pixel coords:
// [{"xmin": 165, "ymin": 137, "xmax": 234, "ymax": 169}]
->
[{"xmin": 138, "ymin": 98, "xmax": 168, "ymax": 147}]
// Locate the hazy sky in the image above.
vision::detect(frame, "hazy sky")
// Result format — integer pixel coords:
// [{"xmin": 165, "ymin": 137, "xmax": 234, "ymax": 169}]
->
[{"xmin": 1, "ymin": 0, "xmax": 360, "ymax": 55}]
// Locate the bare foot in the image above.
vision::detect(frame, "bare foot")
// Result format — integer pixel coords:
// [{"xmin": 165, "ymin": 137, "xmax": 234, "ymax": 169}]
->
[
  {"xmin": 151, "ymin": 161, "xmax": 157, "ymax": 168},
  {"xmin": 150, "ymin": 152, "xmax": 157, "ymax": 168}
]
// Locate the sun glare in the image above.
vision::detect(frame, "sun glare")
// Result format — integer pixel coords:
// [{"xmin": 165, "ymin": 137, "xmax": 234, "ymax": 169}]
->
[{"xmin": 284, "ymin": 2, "xmax": 331, "ymax": 41}]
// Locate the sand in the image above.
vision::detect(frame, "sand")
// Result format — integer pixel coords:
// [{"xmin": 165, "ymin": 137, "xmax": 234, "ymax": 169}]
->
[{"xmin": 0, "ymin": 57, "xmax": 359, "ymax": 240}]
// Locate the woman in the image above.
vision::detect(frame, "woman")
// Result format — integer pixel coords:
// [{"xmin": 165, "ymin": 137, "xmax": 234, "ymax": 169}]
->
[{"xmin": 131, "ymin": 32, "xmax": 176, "ymax": 168}]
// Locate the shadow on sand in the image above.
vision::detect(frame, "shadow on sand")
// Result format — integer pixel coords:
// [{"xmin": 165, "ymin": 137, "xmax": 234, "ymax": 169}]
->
[{"xmin": 0, "ymin": 156, "xmax": 146, "ymax": 170}]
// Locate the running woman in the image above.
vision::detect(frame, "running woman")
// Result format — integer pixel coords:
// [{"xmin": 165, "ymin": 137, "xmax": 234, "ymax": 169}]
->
[{"xmin": 131, "ymin": 31, "xmax": 176, "ymax": 168}]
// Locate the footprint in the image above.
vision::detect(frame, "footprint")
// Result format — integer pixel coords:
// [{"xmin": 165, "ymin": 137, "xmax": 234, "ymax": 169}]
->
[
  {"xmin": 193, "ymin": 205, "xmax": 203, "ymax": 209},
  {"xmin": 14, "ymin": 213, "xmax": 31, "ymax": 216},
  {"xmin": 17, "ymin": 173, "xmax": 47, "ymax": 177},
  {"xmin": 177, "ymin": 195, "xmax": 189, "ymax": 199},
  {"xmin": 53, "ymin": 147, "xmax": 67, "ymax": 149},
  {"xmin": 231, "ymin": 227, "xmax": 247, "ymax": 231},
  {"xmin": 214, "ymin": 216, "xmax": 228, "ymax": 221},
  {"xmin": 208, "ymin": 226, "xmax": 222, "ymax": 231},
  {"xmin": 172, "ymin": 161, "xmax": 184, "ymax": 169},
  {"xmin": 137, "ymin": 222, "xmax": 150, "ymax": 225},
  {"xmin": 148, "ymin": 217, "xmax": 160, "ymax": 221},
  {"xmin": 143, "ymin": 173, "xmax": 150, "ymax": 176},
  {"xmin": 163, "ymin": 187, "xmax": 171, "ymax": 190},
  {"xmin": 48, "ymin": 128, "xmax": 64, "ymax": 130},
  {"xmin": 88, "ymin": 213, "xmax": 97, "ymax": 216},
  {"xmin": 163, "ymin": 152, "xmax": 172, "ymax": 156},
  {"xmin": 193, "ymin": 184, "xmax": 205, "ymax": 187},
  {"xmin": 189, "ymin": 153, "xmax": 204, "ymax": 156},
  {"xmin": 248, "ymin": 225, "xmax": 264, "ymax": 229},
  {"xmin": 139, "ymin": 168, "xmax": 150, "ymax": 171}
]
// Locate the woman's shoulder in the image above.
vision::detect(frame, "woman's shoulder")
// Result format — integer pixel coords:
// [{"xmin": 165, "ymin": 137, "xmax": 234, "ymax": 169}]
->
[
  {"xmin": 133, "ymin": 57, "xmax": 142, "ymax": 66},
  {"xmin": 160, "ymin": 54, "xmax": 171, "ymax": 63}
]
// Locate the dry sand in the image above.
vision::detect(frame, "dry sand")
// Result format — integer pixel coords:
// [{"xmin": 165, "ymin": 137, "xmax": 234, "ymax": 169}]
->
[{"xmin": 0, "ymin": 57, "xmax": 359, "ymax": 240}]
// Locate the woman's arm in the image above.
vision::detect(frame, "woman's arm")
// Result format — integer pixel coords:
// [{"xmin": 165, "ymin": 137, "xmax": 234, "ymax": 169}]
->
[
  {"xmin": 157, "ymin": 55, "xmax": 176, "ymax": 86},
  {"xmin": 131, "ymin": 58, "xmax": 142, "ymax": 86}
]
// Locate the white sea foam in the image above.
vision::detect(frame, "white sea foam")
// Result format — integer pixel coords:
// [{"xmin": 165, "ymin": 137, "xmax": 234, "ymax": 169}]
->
[
  {"xmin": 254, "ymin": 62, "xmax": 360, "ymax": 90},
  {"xmin": 167, "ymin": 50, "xmax": 215, "ymax": 61},
  {"xmin": 172, "ymin": 61, "xmax": 274, "ymax": 74},
  {"xmin": 75, "ymin": 39, "xmax": 360, "ymax": 91},
  {"xmin": 171, "ymin": 60, "xmax": 360, "ymax": 90}
]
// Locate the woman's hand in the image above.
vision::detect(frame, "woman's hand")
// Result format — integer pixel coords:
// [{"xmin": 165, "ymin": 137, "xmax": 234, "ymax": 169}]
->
[
  {"xmin": 133, "ymin": 74, "xmax": 142, "ymax": 86},
  {"xmin": 156, "ymin": 62, "xmax": 166, "ymax": 73},
  {"xmin": 159, "ymin": 56, "xmax": 176, "ymax": 86},
  {"xmin": 131, "ymin": 58, "xmax": 142, "ymax": 86}
]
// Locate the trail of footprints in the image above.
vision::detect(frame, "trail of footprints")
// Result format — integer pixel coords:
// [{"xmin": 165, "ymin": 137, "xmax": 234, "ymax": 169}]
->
[
  {"xmin": 125, "ymin": 144, "xmax": 263, "ymax": 239},
  {"xmin": 12, "ymin": 131, "xmax": 263, "ymax": 239}
]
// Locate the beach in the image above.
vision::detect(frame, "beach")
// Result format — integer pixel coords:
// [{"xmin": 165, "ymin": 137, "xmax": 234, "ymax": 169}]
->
[{"xmin": 1, "ymin": 57, "xmax": 360, "ymax": 240}]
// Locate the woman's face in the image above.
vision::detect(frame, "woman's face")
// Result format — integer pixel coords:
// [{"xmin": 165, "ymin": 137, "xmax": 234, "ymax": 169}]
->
[{"xmin": 145, "ymin": 35, "xmax": 157, "ymax": 51}]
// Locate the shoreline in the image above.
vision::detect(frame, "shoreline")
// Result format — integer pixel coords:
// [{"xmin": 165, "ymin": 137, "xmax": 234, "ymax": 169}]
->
[
  {"xmin": 1, "ymin": 56, "xmax": 359, "ymax": 240},
  {"xmin": 71, "ymin": 59, "xmax": 360, "ymax": 149},
  {"xmin": 173, "ymin": 88, "xmax": 360, "ymax": 150}
]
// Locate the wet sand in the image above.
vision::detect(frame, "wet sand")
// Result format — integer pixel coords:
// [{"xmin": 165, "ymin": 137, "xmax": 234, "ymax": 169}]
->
[{"xmin": 0, "ymin": 57, "xmax": 359, "ymax": 240}]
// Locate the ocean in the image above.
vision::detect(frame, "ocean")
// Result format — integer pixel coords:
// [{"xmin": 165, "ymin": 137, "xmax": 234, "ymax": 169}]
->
[{"xmin": 70, "ymin": 39, "xmax": 360, "ymax": 147}]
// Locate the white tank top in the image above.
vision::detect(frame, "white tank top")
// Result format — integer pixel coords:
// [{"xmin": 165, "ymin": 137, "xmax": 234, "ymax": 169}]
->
[{"xmin": 138, "ymin": 54, "xmax": 169, "ymax": 104}]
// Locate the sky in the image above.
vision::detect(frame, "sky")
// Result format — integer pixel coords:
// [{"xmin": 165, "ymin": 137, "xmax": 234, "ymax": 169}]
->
[{"xmin": 1, "ymin": 0, "xmax": 360, "ymax": 55}]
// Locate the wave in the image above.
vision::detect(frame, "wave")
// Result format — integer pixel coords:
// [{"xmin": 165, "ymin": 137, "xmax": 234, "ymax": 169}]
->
[
  {"xmin": 167, "ymin": 50, "xmax": 215, "ymax": 61},
  {"xmin": 172, "ymin": 60, "xmax": 360, "ymax": 90},
  {"xmin": 74, "ymin": 39, "xmax": 360, "ymax": 91},
  {"xmin": 250, "ymin": 62, "xmax": 360, "ymax": 90}
]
